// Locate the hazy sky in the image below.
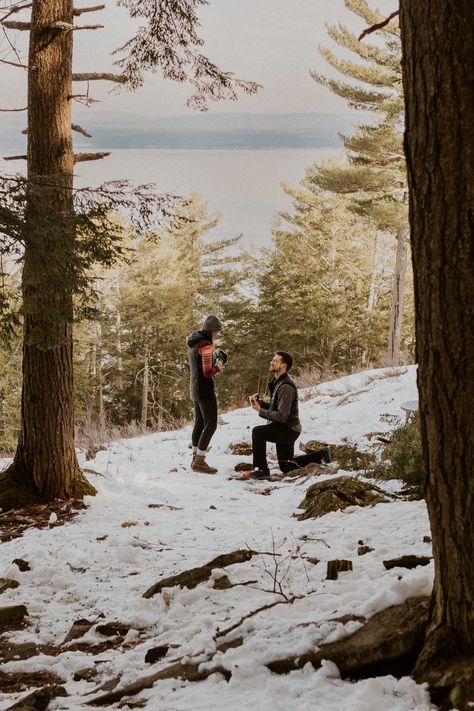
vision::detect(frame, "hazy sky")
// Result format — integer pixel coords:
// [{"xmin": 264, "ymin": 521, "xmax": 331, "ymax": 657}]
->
[{"xmin": 1, "ymin": 0, "xmax": 396, "ymax": 116}]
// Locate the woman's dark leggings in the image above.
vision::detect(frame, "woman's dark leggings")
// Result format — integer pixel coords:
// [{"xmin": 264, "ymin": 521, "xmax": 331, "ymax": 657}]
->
[{"xmin": 192, "ymin": 398, "xmax": 218, "ymax": 451}]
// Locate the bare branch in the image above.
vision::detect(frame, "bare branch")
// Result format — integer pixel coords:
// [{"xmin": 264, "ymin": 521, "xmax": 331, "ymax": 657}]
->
[
  {"xmin": 73, "ymin": 4, "xmax": 105, "ymax": 16},
  {"xmin": 359, "ymin": 10, "xmax": 400, "ymax": 41},
  {"xmin": 21, "ymin": 123, "xmax": 93, "ymax": 137},
  {"xmin": 74, "ymin": 152, "xmax": 110, "ymax": 163},
  {"xmin": 0, "ymin": 57, "xmax": 28, "ymax": 69},
  {"xmin": 72, "ymin": 123, "xmax": 92, "ymax": 138},
  {"xmin": 72, "ymin": 72, "xmax": 127, "ymax": 84},
  {"xmin": 2, "ymin": 20, "xmax": 29, "ymax": 29},
  {"xmin": 0, "ymin": 106, "xmax": 27, "ymax": 112},
  {"xmin": 0, "ymin": 2, "xmax": 31, "ymax": 23},
  {"xmin": 74, "ymin": 23, "xmax": 104, "ymax": 30},
  {"xmin": 47, "ymin": 21, "xmax": 104, "ymax": 31},
  {"xmin": 68, "ymin": 94, "xmax": 100, "ymax": 107},
  {"xmin": 3, "ymin": 154, "xmax": 27, "ymax": 161}
]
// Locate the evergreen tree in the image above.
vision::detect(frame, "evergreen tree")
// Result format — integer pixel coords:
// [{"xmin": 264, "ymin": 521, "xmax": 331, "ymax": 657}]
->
[
  {"xmin": 0, "ymin": 0, "xmax": 258, "ymax": 510},
  {"xmin": 254, "ymin": 179, "xmax": 387, "ymax": 376},
  {"xmin": 399, "ymin": 0, "xmax": 474, "ymax": 685},
  {"xmin": 311, "ymin": 0, "xmax": 411, "ymax": 365}
]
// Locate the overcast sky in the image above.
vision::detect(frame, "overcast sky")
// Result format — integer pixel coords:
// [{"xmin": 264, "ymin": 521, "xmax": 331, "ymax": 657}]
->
[{"xmin": 1, "ymin": 0, "xmax": 396, "ymax": 117}]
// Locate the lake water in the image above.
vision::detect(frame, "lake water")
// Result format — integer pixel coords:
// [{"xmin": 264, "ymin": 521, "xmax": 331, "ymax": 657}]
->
[
  {"xmin": 0, "ymin": 147, "xmax": 340, "ymax": 248},
  {"xmin": 74, "ymin": 148, "xmax": 339, "ymax": 248}
]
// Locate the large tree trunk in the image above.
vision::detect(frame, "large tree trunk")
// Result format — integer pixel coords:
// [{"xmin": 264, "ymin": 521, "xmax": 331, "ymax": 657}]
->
[
  {"xmin": 0, "ymin": 0, "xmax": 94, "ymax": 506},
  {"xmin": 399, "ymin": 0, "xmax": 474, "ymax": 672},
  {"xmin": 386, "ymin": 228, "xmax": 409, "ymax": 367}
]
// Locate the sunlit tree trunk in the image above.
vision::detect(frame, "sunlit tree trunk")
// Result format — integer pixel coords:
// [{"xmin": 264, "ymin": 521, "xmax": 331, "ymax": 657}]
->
[
  {"xmin": 386, "ymin": 228, "xmax": 409, "ymax": 366},
  {"xmin": 0, "ymin": 0, "xmax": 94, "ymax": 505}
]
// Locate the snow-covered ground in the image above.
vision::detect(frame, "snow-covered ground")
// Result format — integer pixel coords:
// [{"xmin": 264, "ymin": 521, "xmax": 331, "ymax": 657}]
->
[{"xmin": 0, "ymin": 365, "xmax": 437, "ymax": 710}]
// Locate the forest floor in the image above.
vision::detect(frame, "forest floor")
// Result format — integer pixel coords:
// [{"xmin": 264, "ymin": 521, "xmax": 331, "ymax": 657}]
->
[{"xmin": 0, "ymin": 365, "xmax": 437, "ymax": 710}]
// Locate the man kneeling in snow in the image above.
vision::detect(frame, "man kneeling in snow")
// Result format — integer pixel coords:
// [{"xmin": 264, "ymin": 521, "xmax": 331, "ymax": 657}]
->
[{"xmin": 246, "ymin": 351, "xmax": 331, "ymax": 480}]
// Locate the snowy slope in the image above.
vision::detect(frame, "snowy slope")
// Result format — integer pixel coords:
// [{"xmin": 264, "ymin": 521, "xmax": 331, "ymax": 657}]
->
[{"xmin": 0, "ymin": 365, "xmax": 436, "ymax": 710}]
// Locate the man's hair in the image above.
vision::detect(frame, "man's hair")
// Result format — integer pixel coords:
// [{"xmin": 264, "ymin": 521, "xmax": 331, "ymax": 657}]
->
[{"xmin": 276, "ymin": 351, "xmax": 293, "ymax": 372}]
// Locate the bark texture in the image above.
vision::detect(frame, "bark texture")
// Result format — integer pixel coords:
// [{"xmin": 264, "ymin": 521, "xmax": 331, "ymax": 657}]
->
[
  {"xmin": 399, "ymin": 0, "xmax": 474, "ymax": 662},
  {"xmin": 386, "ymin": 227, "xmax": 409, "ymax": 366},
  {"xmin": 1, "ymin": 0, "xmax": 94, "ymax": 504}
]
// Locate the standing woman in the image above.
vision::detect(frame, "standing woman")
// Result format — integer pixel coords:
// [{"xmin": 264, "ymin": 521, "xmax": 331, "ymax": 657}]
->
[{"xmin": 187, "ymin": 315, "xmax": 227, "ymax": 473}]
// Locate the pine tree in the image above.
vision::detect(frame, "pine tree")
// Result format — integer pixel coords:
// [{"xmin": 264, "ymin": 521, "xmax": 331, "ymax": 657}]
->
[
  {"xmin": 311, "ymin": 0, "xmax": 411, "ymax": 366},
  {"xmin": 254, "ymin": 180, "xmax": 387, "ymax": 376},
  {"xmin": 0, "ymin": 0, "xmax": 259, "ymax": 510},
  {"xmin": 399, "ymin": 0, "xmax": 474, "ymax": 689}
]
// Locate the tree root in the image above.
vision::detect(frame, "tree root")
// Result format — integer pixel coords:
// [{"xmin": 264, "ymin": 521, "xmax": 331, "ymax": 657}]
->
[
  {"xmin": 87, "ymin": 637, "xmax": 243, "ymax": 706},
  {"xmin": 0, "ymin": 465, "xmax": 95, "ymax": 514},
  {"xmin": 143, "ymin": 549, "xmax": 255, "ymax": 598},
  {"xmin": 267, "ymin": 596, "xmax": 429, "ymax": 678},
  {"xmin": 413, "ymin": 626, "xmax": 474, "ymax": 711}
]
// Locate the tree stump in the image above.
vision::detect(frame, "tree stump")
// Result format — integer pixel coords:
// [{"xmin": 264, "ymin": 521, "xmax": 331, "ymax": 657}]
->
[
  {"xmin": 326, "ymin": 559, "xmax": 353, "ymax": 580},
  {"xmin": 297, "ymin": 476, "xmax": 390, "ymax": 520}
]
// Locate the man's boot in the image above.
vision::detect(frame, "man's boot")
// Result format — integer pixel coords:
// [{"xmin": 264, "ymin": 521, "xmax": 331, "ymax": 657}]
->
[{"xmin": 192, "ymin": 454, "xmax": 217, "ymax": 474}]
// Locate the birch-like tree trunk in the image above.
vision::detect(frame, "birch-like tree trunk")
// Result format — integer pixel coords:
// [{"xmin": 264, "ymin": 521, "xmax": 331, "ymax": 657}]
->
[
  {"xmin": 386, "ymin": 228, "xmax": 409, "ymax": 366},
  {"xmin": 141, "ymin": 352, "xmax": 149, "ymax": 432}
]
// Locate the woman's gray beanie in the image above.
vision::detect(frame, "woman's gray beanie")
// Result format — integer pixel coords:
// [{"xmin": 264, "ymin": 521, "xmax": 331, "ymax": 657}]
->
[{"xmin": 202, "ymin": 315, "xmax": 222, "ymax": 332}]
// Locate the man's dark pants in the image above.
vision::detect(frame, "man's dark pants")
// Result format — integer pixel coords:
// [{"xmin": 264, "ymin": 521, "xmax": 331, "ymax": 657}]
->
[
  {"xmin": 252, "ymin": 422, "xmax": 326, "ymax": 474},
  {"xmin": 192, "ymin": 398, "xmax": 218, "ymax": 451}
]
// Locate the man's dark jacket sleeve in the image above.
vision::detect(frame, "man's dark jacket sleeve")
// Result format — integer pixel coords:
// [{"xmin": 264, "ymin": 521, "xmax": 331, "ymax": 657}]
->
[{"xmin": 258, "ymin": 384, "xmax": 295, "ymax": 424}]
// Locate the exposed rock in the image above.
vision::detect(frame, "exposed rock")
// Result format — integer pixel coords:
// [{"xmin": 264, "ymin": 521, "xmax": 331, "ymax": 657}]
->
[
  {"xmin": 423, "ymin": 535, "xmax": 432, "ymax": 543},
  {"xmin": 0, "ymin": 578, "xmax": 20, "ymax": 594},
  {"xmin": 0, "ymin": 641, "xmax": 38, "ymax": 660},
  {"xmin": 62, "ymin": 618, "xmax": 95, "ymax": 644},
  {"xmin": 358, "ymin": 545, "xmax": 374, "ymax": 556},
  {"xmin": 12, "ymin": 559, "xmax": 30, "ymax": 572},
  {"xmin": 213, "ymin": 574, "xmax": 232, "ymax": 590},
  {"xmin": 73, "ymin": 667, "xmax": 99, "ymax": 682},
  {"xmin": 296, "ymin": 476, "xmax": 390, "ymax": 520},
  {"xmin": 234, "ymin": 461, "xmax": 253, "ymax": 471},
  {"xmin": 267, "ymin": 595, "xmax": 430, "ymax": 678},
  {"xmin": 95, "ymin": 622, "xmax": 133, "ymax": 637},
  {"xmin": 299, "ymin": 440, "xmax": 330, "ymax": 453},
  {"xmin": 6, "ymin": 684, "xmax": 67, "ymax": 710},
  {"xmin": 145, "ymin": 645, "xmax": 169, "ymax": 664},
  {"xmin": 229, "ymin": 441, "xmax": 253, "ymax": 456},
  {"xmin": 283, "ymin": 462, "xmax": 329, "ymax": 478},
  {"xmin": 383, "ymin": 555, "xmax": 432, "ymax": 570},
  {"xmin": 143, "ymin": 549, "xmax": 255, "ymax": 598},
  {"xmin": 326, "ymin": 559, "xmax": 353, "ymax": 580},
  {"xmin": 0, "ymin": 605, "xmax": 28, "ymax": 626}
]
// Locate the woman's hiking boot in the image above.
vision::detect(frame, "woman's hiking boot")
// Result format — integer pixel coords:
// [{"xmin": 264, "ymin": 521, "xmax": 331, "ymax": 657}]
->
[{"xmin": 192, "ymin": 454, "xmax": 217, "ymax": 474}]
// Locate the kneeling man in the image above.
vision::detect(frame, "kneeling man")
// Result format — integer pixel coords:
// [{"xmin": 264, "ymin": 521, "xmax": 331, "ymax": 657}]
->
[{"xmin": 247, "ymin": 351, "xmax": 330, "ymax": 479}]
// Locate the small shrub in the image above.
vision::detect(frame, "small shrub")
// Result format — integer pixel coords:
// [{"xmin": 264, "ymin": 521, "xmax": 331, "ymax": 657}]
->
[
  {"xmin": 332, "ymin": 437, "xmax": 376, "ymax": 472},
  {"xmin": 385, "ymin": 413, "xmax": 424, "ymax": 487}
]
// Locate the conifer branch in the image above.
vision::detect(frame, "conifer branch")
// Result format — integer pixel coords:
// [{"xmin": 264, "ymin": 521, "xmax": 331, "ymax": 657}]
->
[
  {"xmin": 0, "ymin": 57, "xmax": 28, "ymax": 68},
  {"xmin": 3, "ymin": 154, "xmax": 27, "ymax": 161},
  {"xmin": 48, "ymin": 21, "xmax": 104, "ymax": 31},
  {"xmin": 0, "ymin": 2, "xmax": 31, "ymax": 23},
  {"xmin": 72, "ymin": 72, "xmax": 127, "ymax": 83},
  {"xmin": 74, "ymin": 152, "xmax": 110, "ymax": 163},
  {"xmin": 72, "ymin": 124, "xmax": 92, "ymax": 138},
  {"xmin": 21, "ymin": 124, "xmax": 93, "ymax": 137},
  {"xmin": 73, "ymin": 4, "xmax": 105, "ymax": 16},
  {"xmin": 1, "ymin": 19, "xmax": 29, "ymax": 29},
  {"xmin": 359, "ymin": 10, "xmax": 400, "ymax": 42}
]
